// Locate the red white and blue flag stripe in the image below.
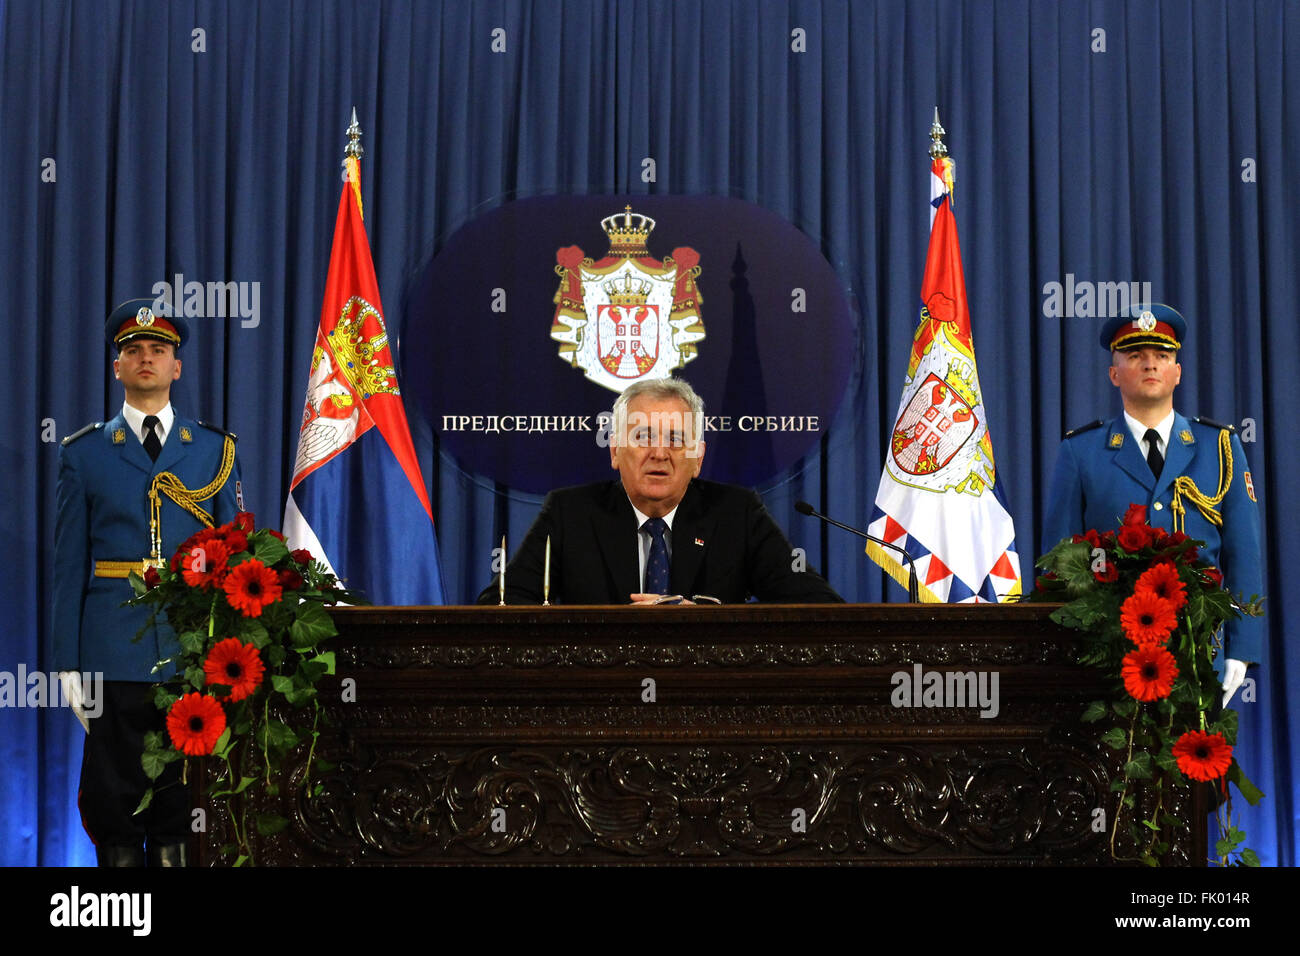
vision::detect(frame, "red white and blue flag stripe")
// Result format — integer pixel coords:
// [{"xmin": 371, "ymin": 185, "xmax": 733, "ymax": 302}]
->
[{"xmin": 283, "ymin": 150, "xmax": 445, "ymax": 604}]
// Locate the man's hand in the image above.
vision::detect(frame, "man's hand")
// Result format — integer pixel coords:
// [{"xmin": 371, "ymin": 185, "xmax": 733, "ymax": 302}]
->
[
  {"xmin": 58, "ymin": 671, "xmax": 90, "ymax": 733},
  {"xmin": 1221, "ymin": 658, "xmax": 1247, "ymax": 708},
  {"xmin": 629, "ymin": 593, "xmax": 696, "ymax": 605}
]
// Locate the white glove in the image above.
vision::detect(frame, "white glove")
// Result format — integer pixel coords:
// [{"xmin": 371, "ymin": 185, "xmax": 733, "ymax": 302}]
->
[
  {"xmin": 1221, "ymin": 659, "xmax": 1247, "ymax": 709},
  {"xmin": 58, "ymin": 671, "xmax": 90, "ymax": 733}
]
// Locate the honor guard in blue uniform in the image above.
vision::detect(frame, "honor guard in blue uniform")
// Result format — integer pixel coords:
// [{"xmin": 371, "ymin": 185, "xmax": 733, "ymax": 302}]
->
[
  {"xmin": 1042, "ymin": 304, "xmax": 1263, "ymax": 703},
  {"xmin": 51, "ymin": 298, "xmax": 244, "ymax": 866}
]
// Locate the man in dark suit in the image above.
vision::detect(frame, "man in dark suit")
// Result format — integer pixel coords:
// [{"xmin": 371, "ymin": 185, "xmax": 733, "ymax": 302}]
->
[
  {"xmin": 479, "ymin": 378, "xmax": 841, "ymax": 605},
  {"xmin": 52, "ymin": 298, "xmax": 243, "ymax": 866}
]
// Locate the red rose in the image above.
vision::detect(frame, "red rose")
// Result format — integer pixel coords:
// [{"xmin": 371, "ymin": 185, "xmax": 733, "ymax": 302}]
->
[
  {"xmin": 1093, "ymin": 561, "xmax": 1119, "ymax": 583},
  {"xmin": 291, "ymin": 548, "xmax": 313, "ymax": 565},
  {"xmin": 269, "ymin": 530, "xmax": 286, "ymax": 542},
  {"xmin": 1035, "ymin": 571, "xmax": 1058, "ymax": 593},
  {"xmin": 223, "ymin": 529, "xmax": 249, "ymax": 553},
  {"xmin": 278, "ymin": 569, "xmax": 304, "ymax": 590},
  {"xmin": 144, "ymin": 566, "xmax": 162, "ymax": 589},
  {"xmin": 1118, "ymin": 525, "xmax": 1150, "ymax": 552},
  {"xmin": 1122, "ymin": 503, "xmax": 1147, "ymax": 527},
  {"xmin": 1100, "ymin": 530, "xmax": 1117, "ymax": 549},
  {"xmin": 234, "ymin": 512, "xmax": 255, "ymax": 533},
  {"xmin": 1201, "ymin": 566, "xmax": 1224, "ymax": 589}
]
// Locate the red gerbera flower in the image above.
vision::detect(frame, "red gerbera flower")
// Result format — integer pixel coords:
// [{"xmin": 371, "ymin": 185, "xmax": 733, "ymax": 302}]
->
[
  {"xmin": 203, "ymin": 637, "xmax": 266, "ymax": 702},
  {"xmin": 222, "ymin": 559, "xmax": 283, "ymax": 617},
  {"xmin": 181, "ymin": 539, "xmax": 232, "ymax": 589},
  {"xmin": 165, "ymin": 693, "xmax": 227, "ymax": 756},
  {"xmin": 1172, "ymin": 730, "xmax": 1233, "ymax": 782},
  {"xmin": 1120, "ymin": 590, "xmax": 1177, "ymax": 646},
  {"xmin": 1121, "ymin": 645, "xmax": 1178, "ymax": 701},
  {"xmin": 1136, "ymin": 561, "xmax": 1187, "ymax": 612}
]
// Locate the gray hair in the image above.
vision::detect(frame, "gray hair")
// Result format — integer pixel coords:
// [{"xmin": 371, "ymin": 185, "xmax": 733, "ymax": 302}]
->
[{"xmin": 611, "ymin": 378, "xmax": 705, "ymax": 446}]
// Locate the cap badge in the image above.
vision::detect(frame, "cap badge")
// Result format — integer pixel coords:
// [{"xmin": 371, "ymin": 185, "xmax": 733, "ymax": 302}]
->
[
  {"xmin": 1137, "ymin": 310, "xmax": 1157, "ymax": 332},
  {"xmin": 135, "ymin": 306, "xmax": 155, "ymax": 328}
]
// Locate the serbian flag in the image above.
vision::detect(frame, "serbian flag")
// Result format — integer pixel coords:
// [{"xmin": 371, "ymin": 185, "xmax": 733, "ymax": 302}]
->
[
  {"xmin": 865, "ymin": 129, "xmax": 1021, "ymax": 603},
  {"xmin": 283, "ymin": 138, "xmax": 446, "ymax": 605}
]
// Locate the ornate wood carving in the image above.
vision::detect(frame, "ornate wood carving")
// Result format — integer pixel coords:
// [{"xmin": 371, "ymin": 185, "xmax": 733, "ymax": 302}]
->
[{"xmin": 198, "ymin": 605, "xmax": 1202, "ymax": 865}]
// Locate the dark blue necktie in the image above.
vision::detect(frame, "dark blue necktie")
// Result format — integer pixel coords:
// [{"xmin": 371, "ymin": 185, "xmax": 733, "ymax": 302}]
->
[{"xmin": 643, "ymin": 517, "xmax": 670, "ymax": 594}]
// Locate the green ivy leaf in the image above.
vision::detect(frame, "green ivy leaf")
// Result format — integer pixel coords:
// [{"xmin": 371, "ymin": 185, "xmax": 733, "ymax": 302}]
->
[
  {"xmin": 259, "ymin": 717, "xmax": 299, "ymax": 755},
  {"xmin": 284, "ymin": 684, "xmax": 318, "ymax": 707},
  {"xmin": 243, "ymin": 621, "xmax": 271, "ymax": 649},
  {"xmin": 1241, "ymin": 849, "xmax": 1260, "ymax": 867},
  {"xmin": 289, "ymin": 603, "xmax": 335, "ymax": 649},
  {"xmin": 255, "ymin": 813, "xmax": 289, "ymax": 836},
  {"xmin": 141, "ymin": 748, "xmax": 176, "ymax": 781},
  {"xmin": 1124, "ymin": 752, "xmax": 1153, "ymax": 780},
  {"xmin": 132, "ymin": 788, "xmax": 154, "ymax": 815},
  {"xmin": 211, "ymin": 727, "xmax": 234, "ymax": 759},
  {"xmin": 1216, "ymin": 708, "xmax": 1240, "ymax": 746},
  {"xmin": 1226, "ymin": 762, "xmax": 1264, "ymax": 806},
  {"xmin": 1153, "ymin": 750, "xmax": 1179, "ymax": 771},
  {"xmin": 271, "ymin": 674, "xmax": 295, "ymax": 695},
  {"xmin": 178, "ymin": 630, "xmax": 207, "ymax": 655},
  {"xmin": 253, "ymin": 535, "xmax": 291, "ymax": 566},
  {"xmin": 1081, "ymin": 701, "xmax": 1107, "ymax": 723},
  {"xmin": 1100, "ymin": 727, "xmax": 1128, "ymax": 750},
  {"xmin": 184, "ymin": 665, "xmax": 206, "ymax": 690},
  {"xmin": 152, "ymin": 686, "xmax": 179, "ymax": 711}
]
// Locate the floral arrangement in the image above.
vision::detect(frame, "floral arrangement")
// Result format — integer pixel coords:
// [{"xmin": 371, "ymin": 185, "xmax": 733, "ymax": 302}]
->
[
  {"xmin": 129, "ymin": 511, "xmax": 363, "ymax": 865},
  {"xmin": 1031, "ymin": 503, "xmax": 1264, "ymax": 866}
]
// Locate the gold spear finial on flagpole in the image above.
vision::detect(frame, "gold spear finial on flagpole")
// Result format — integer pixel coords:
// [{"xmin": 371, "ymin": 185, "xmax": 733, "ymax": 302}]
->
[
  {"xmin": 929, "ymin": 106, "xmax": 948, "ymax": 159},
  {"xmin": 342, "ymin": 107, "xmax": 365, "ymax": 219}
]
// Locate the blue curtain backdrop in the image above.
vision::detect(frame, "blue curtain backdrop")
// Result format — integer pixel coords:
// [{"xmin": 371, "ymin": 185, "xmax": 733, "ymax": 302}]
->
[{"xmin": 2, "ymin": 0, "xmax": 1295, "ymax": 866}]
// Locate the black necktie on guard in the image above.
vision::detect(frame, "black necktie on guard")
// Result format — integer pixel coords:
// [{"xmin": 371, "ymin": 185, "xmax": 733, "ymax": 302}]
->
[
  {"xmin": 1144, "ymin": 428, "xmax": 1163, "ymax": 479},
  {"xmin": 142, "ymin": 415, "xmax": 162, "ymax": 462}
]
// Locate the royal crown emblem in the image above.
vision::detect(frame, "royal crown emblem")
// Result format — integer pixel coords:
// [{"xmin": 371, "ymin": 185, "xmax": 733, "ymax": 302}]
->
[
  {"xmin": 550, "ymin": 205, "xmax": 705, "ymax": 392},
  {"xmin": 291, "ymin": 295, "xmax": 399, "ymax": 483}
]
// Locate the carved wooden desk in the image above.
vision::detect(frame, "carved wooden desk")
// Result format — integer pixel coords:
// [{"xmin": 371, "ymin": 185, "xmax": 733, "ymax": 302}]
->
[{"xmin": 206, "ymin": 604, "xmax": 1204, "ymax": 865}]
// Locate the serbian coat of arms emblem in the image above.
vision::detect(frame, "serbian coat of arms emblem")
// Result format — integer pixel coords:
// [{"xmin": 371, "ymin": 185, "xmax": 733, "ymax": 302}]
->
[
  {"xmin": 885, "ymin": 291, "xmax": 995, "ymax": 496},
  {"xmin": 549, "ymin": 205, "xmax": 705, "ymax": 392},
  {"xmin": 291, "ymin": 294, "xmax": 400, "ymax": 484}
]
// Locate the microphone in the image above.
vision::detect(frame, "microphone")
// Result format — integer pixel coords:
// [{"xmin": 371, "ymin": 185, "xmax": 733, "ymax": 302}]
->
[{"xmin": 795, "ymin": 500, "xmax": 920, "ymax": 603}]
